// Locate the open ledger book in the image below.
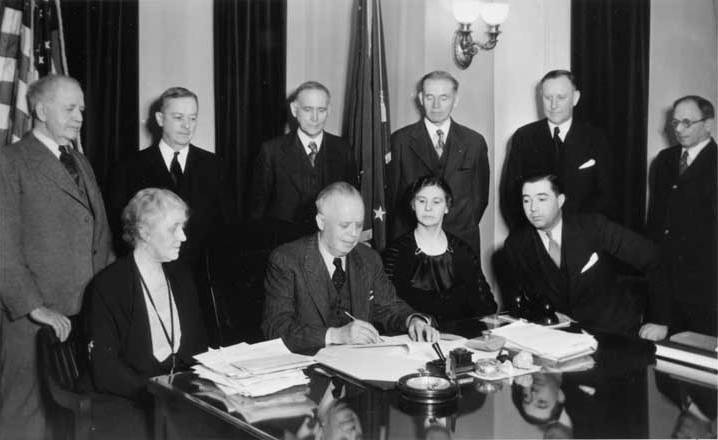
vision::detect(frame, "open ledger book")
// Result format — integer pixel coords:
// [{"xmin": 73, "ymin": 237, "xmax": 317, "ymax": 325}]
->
[{"xmin": 313, "ymin": 334, "xmax": 499, "ymax": 382}]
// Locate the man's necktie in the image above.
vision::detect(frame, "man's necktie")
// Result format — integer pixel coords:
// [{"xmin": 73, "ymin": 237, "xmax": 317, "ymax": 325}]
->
[
  {"xmin": 332, "ymin": 258, "xmax": 346, "ymax": 291},
  {"xmin": 553, "ymin": 126, "xmax": 563, "ymax": 166},
  {"xmin": 435, "ymin": 129, "xmax": 445, "ymax": 158},
  {"xmin": 170, "ymin": 152, "xmax": 183, "ymax": 186},
  {"xmin": 308, "ymin": 141, "xmax": 318, "ymax": 167},
  {"xmin": 58, "ymin": 145, "xmax": 80, "ymax": 187},
  {"xmin": 678, "ymin": 150, "xmax": 689, "ymax": 175},
  {"xmin": 546, "ymin": 230, "xmax": 561, "ymax": 267}
]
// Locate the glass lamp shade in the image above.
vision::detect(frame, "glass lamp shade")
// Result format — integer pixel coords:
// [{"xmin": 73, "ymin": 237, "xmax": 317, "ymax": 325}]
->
[
  {"xmin": 480, "ymin": 2, "xmax": 509, "ymax": 26},
  {"xmin": 452, "ymin": 0, "xmax": 482, "ymax": 24}
]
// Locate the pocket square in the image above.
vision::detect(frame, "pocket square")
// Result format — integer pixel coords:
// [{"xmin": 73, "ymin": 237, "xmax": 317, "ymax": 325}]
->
[
  {"xmin": 368, "ymin": 290, "xmax": 374, "ymax": 301},
  {"xmin": 580, "ymin": 252, "xmax": 599, "ymax": 273},
  {"xmin": 578, "ymin": 158, "xmax": 596, "ymax": 169}
]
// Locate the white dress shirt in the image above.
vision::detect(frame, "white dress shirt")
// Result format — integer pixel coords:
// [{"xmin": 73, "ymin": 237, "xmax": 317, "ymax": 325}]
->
[{"xmin": 159, "ymin": 140, "xmax": 188, "ymax": 172}]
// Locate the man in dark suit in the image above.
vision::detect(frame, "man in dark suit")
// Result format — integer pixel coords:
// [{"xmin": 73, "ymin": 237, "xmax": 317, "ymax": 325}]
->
[
  {"xmin": 250, "ymin": 81, "xmax": 357, "ymax": 245},
  {"xmin": 503, "ymin": 174, "xmax": 663, "ymax": 336},
  {"xmin": 0, "ymin": 75, "xmax": 113, "ymax": 439},
  {"xmin": 501, "ymin": 70, "xmax": 614, "ymax": 231},
  {"xmin": 387, "ymin": 71, "xmax": 489, "ymax": 252},
  {"xmin": 261, "ymin": 182, "xmax": 438, "ymax": 353},
  {"xmin": 643, "ymin": 95, "xmax": 717, "ymax": 339},
  {"xmin": 109, "ymin": 87, "xmax": 229, "ymax": 346}
]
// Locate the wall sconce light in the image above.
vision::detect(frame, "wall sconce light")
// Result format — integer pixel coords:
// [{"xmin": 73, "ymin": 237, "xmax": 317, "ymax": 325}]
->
[{"xmin": 452, "ymin": 0, "xmax": 510, "ymax": 69}]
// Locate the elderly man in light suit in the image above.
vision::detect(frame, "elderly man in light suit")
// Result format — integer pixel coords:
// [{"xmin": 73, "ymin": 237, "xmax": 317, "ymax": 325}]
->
[{"xmin": 0, "ymin": 75, "xmax": 113, "ymax": 439}]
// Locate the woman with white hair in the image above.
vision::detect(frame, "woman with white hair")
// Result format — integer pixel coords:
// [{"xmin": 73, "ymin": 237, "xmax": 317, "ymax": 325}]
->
[{"xmin": 86, "ymin": 188, "xmax": 207, "ymax": 438}]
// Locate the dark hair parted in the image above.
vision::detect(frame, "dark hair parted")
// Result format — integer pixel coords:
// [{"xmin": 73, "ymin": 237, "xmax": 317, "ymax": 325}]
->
[
  {"xmin": 673, "ymin": 95, "xmax": 715, "ymax": 120},
  {"xmin": 121, "ymin": 188, "xmax": 189, "ymax": 247},
  {"xmin": 420, "ymin": 70, "xmax": 459, "ymax": 93},
  {"xmin": 158, "ymin": 87, "xmax": 198, "ymax": 112},
  {"xmin": 409, "ymin": 175, "xmax": 454, "ymax": 209},
  {"xmin": 511, "ymin": 380, "xmax": 565, "ymax": 426},
  {"xmin": 540, "ymin": 70, "xmax": 578, "ymax": 90},
  {"xmin": 521, "ymin": 173, "xmax": 564, "ymax": 197},
  {"xmin": 290, "ymin": 81, "xmax": 331, "ymax": 102},
  {"xmin": 27, "ymin": 74, "xmax": 81, "ymax": 116}
]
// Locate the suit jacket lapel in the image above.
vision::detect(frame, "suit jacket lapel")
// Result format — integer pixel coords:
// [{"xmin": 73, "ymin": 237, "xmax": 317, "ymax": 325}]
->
[
  {"xmin": 407, "ymin": 122, "xmax": 436, "ymax": 171},
  {"xmin": 148, "ymin": 144, "xmax": 175, "ymax": 188},
  {"xmin": 280, "ymin": 134, "xmax": 314, "ymax": 192},
  {"xmin": 680, "ymin": 139, "xmax": 716, "ymax": 182},
  {"xmin": 561, "ymin": 218, "xmax": 589, "ymax": 292},
  {"xmin": 527, "ymin": 231, "xmax": 562, "ymax": 295},
  {"xmin": 443, "ymin": 120, "xmax": 467, "ymax": 175},
  {"xmin": 346, "ymin": 249, "xmax": 370, "ymax": 319},
  {"xmin": 303, "ymin": 235, "xmax": 331, "ymax": 325},
  {"xmin": 25, "ymin": 135, "xmax": 89, "ymax": 209}
]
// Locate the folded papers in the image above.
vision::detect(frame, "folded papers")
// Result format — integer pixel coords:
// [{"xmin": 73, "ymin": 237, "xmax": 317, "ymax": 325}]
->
[
  {"xmin": 490, "ymin": 321, "xmax": 598, "ymax": 363},
  {"xmin": 193, "ymin": 338, "xmax": 314, "ymax": 397}
]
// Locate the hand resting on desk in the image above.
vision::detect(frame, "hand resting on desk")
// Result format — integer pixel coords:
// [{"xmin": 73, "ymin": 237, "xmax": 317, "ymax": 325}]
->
[{"xmin": 408, "ymin": 316, "xmax": 439, "ymax": 343}]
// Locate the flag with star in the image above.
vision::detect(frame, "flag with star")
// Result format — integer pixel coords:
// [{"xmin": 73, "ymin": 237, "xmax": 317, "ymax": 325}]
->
[
  {"xmin": 0, "ymin": 0, "xmax": 68, "ymax": 147},
  {"xmin": 344, "ymin": 0, "xmax": 391, "ymax": 250}
]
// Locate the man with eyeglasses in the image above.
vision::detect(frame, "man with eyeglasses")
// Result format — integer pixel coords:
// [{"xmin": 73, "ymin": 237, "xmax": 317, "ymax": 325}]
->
[{"xmin": 642, "ymin": 95, "xmax": 717, "ymax": 340}]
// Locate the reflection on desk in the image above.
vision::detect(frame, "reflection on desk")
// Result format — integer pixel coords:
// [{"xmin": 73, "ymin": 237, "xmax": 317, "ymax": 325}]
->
[{"xmin": 147, "ymin": 330, "xmax": 717, "ymax": 439}]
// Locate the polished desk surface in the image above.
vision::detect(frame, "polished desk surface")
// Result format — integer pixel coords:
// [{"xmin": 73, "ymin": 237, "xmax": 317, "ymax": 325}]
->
[{"xmin": 148, "ymin": 330, "xmax": 717, "ymax": 439}]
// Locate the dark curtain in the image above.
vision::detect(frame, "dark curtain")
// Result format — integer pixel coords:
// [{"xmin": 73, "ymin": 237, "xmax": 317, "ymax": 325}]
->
[
  {"xmin": 571, "ymin": 0, "xmax": 650, "ymax": 231},
  {"xmin": 61, "ymin": 0, "xmax": 139, "ymax": 193},
  {"xmin": 213, "ymin": 0, "xmax": 287, "ymax": 220}
]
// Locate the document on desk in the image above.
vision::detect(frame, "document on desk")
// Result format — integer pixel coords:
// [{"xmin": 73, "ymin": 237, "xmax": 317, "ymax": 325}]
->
[
  {"xmin": 193, "ymin": 338, "xmax": 314, "ymax": 396},
  {"xmin": 314, "ymin": 335, "xmax": 498, "ymax": 382},
  {"xmin": 490, "ymin": 321, "xmax": 597, "ymax": 362}
]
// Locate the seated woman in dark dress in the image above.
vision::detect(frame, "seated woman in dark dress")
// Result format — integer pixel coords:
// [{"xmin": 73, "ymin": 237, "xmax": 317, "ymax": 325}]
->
[
  {"xmin": 86, "ymin": 188, "xmax": 207, "ymax": 438},
  {"xmin": 383, "ymin": 175, "xmax": 496, "ymax": 329}
]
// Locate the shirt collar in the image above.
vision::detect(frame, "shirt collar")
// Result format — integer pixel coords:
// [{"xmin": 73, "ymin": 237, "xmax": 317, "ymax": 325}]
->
[
  {"xmin": 159, "ymin": 139, "xmax": 189, "ymax": 171},
  {"xmin": 33, "ymin": 129, "xmax": 62, "ymax": 159},
  {"xmin": 683, "ymin": 137, "xmax": 712, "ymax": 166},
  {"xmin": 297, "ymin": 129, "xmax": 324, "ymax": 155},
  {"xmin": 317, "ymin": 233, "xmax": 346, "ymax": 276},
  {"xmin": 538, "ymin": 217, "xmax": 563, "ymax": 249},
  {"xmin": 547, "ymin": 118, "xmax": 573, "ymax": 142},
  {"xmin": 424, "ymin": 118, "xmax": 452, "ymax": 144}
]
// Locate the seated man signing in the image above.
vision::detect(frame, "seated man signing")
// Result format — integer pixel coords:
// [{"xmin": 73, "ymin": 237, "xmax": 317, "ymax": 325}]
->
[
  {"xmin": 502, "ymin": 173, "xmax": 666, "ymax": 336},
  {"xmin": 262, "ymin": 182, "xmax": 439, "ymax": 353}
]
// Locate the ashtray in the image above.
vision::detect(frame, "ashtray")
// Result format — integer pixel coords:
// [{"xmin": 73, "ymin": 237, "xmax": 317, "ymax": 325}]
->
[{"xmin": 396, "ymin": 373, "xmax": 459, "ymax": 404}]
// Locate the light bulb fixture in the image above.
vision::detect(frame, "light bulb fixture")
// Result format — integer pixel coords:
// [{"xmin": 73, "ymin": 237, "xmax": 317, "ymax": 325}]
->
[{"xmin": 452, "ymin": 0, "xmax": 509, "ymax": 69}]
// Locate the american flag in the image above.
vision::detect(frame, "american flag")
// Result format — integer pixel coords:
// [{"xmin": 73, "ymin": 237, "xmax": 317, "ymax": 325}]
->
[
  {"xmin": 0, "ymin": 0, "xmax": 68, "ymax": 148},
  {"xmin": 345, "ymin": 0, "xmax": 391, "ymax": 250}
]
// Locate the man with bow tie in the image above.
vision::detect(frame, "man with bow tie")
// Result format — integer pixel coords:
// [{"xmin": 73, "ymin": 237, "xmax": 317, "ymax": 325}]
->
[
  {"xmin": 502, "ymin": 173, "xmax": 664, "ymax": 336},
  {"xmin": 643, "ymin": 96, "xmax": 717, "ymax": 340},
  {"xmin": 262, "ymin": 182, "xmax": 438, "ymax": 353},
  {"xmin": 501, "ymin": 70, "xmax": 615, "ymax": 231},
  {"xmin": 0, "ymin": 75, "xmax": 113, "ymax": 439}
]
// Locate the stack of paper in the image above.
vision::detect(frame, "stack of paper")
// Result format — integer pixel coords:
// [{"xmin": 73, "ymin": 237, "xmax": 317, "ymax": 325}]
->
[
  {"xmin": 194, "ymin": 385, "xmax": 316, "ymax": 423},
  {"xmin": 193, "ymin": 339, "xmax": 314, "ymax": 397},
  {"xmin": 491, "ymin": 321, "xmax": 597, "ymax": 364}
]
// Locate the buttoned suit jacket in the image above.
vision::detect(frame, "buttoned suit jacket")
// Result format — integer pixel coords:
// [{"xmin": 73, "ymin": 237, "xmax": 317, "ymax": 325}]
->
[
  {"xmin": 0, "ymin": 133, "xmax": 113, "ymax": 319},
  {"xmin": 250, "ymin": 132, "xmax": 357, "ymax": 228},
  {"xmin": 503, "ymin": 214, "xmax": 659, "ymax": 335},
  {"xmin": 261, "ymin": 234, "xmax": 416, "ymax": 353},
  {"xmin": 646, "ymin": 140, "xmax": 717, "ymax": 319},
  {"xmin": 387, "ymin": 120, "xmax": 489, "ymax": 251},
  {"xmin": 501, "ymin": 119, "xmax": 614, "ymax": 230},
  {"xmin": 86, "ymin": 255, "xmax": 207, "ymax": 400},
  {"xmin": 109, "ymin": 143, "xmax": 228, "ymax": 264}
]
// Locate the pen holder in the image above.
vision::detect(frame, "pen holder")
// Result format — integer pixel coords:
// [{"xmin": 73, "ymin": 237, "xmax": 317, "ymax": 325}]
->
[{"xmin": 426, "ymin": 348, "xmax": 475, "ymax": 376}]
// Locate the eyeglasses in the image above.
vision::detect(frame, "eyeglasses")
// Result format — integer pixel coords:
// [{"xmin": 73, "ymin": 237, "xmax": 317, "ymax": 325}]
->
[{"xmin": 670, "ymin": 118, "xmax": 707, "ymax": 129}]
